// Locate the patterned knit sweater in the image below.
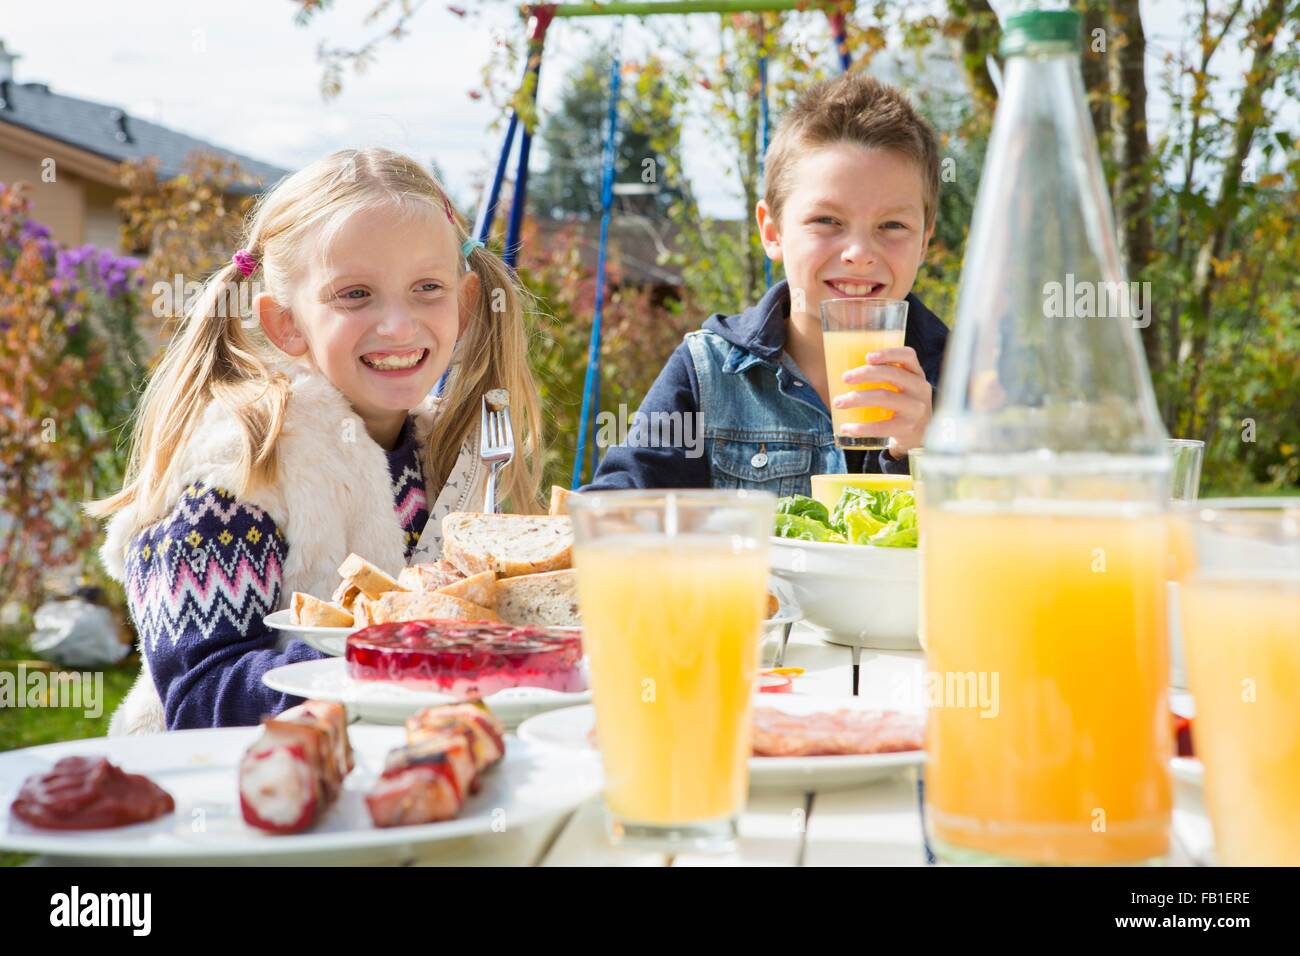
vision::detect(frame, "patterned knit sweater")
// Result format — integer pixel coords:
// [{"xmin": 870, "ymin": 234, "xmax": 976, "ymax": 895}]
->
[{"xmin": 123, "ymin": 416, "xmax": 429, "ymax": 730}]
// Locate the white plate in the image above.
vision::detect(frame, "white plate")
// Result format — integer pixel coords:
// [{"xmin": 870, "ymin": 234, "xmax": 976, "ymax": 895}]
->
[
  {"xmin": 263, "ymin": 608, "xmax": 357, "ymax": 657},
  {"xmin": 0, "ymin": 727, "xmax": 601, "ymax": 864},
  {"xmin": 517, "ymin": 696, "xmax": 924, "ymax": 791},
  {"xmin": 263, "ymin": 657, "xmax": 592, "ymax": 729}
]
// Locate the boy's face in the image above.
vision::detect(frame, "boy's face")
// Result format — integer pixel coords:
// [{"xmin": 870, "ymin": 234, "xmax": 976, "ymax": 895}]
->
[
  {"xmin": 260, "ymin": 204, "xmax": 471, "ymax": 424},
  {"xmin": 758, "ymin": 142, "xmax": 932, "ymax": 317}
]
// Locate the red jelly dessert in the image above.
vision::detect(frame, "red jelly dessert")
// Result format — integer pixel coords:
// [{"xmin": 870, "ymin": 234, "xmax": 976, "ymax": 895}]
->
[
  {"xmin": 346, "ymin": 620, "xmax": 585, "ymax": 697},
  {"xmin": 11, "ymin": 756, "xmax": 175, "ymax": 830}
]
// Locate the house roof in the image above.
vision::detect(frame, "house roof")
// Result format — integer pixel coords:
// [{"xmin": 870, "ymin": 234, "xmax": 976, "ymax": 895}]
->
[
  {"xmin": 532, "ymin": 215, "xmax": 685, "ymax": 288},
  {"xmin": 0, "ymin": 79, "xmax": 289, "ymax": 192}
]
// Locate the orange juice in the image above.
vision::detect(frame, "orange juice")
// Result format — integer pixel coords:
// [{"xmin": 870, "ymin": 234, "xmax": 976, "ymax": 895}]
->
[
  {"xmin": 573, "ymin": 536, "xmax": 767, "ymax": 825},
  {"xmin": 1181, "ymin": 578, "xmax": 1300, "ymax": 865},
  {"xmin": 923, "ymin": 505, "xmax": 1171, "ymax": 864},
  {"xmin": 822, "ymin": 328, "xmax": 905, "ymax": 440}
]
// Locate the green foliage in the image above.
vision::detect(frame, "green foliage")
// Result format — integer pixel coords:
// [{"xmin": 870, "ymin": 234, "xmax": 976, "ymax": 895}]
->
[
  {"xmin": 531, "ymin": 46, "xmax": 687, "ymax": 220},
  {"xmin": 515, "ymin": 220, "xmax": 698, "ymax": 490}
]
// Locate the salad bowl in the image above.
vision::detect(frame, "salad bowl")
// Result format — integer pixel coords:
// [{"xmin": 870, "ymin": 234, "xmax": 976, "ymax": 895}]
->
[{"xmin": 769, "ymin": 487, "xmax": 920, "ymax": 650}]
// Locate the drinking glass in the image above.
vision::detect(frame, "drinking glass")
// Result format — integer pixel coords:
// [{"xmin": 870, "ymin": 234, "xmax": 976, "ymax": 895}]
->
[
  {"xmin": 1179, "ymin": 498, "xmax": 1300, "ymax": 865},
  {"xmin": 569, "ymin": 489, "xmax": 776, "ymax": 851},
  {"xmin": 820, "ymin": 298, "xmax": 908, "ymax": 450}
]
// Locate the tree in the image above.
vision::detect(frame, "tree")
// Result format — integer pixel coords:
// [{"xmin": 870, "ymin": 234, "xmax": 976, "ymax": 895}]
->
[{"xmin": 530, "ymin": 46, "xmax": 687, "ymax": 220}]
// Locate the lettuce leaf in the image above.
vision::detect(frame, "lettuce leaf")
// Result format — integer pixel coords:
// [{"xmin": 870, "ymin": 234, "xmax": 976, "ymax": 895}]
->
[
  {"xmin": 774, "ymin": 512, "xmax": 846, "ymax": 543},
  {"xmin": 776, "ymin": 494, "xmax": 830, "ymax": 526}
]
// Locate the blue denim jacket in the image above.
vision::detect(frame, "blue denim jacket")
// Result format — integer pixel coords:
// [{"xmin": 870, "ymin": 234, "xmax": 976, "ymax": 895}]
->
[{"xmin": 585, "ymin": 280, "xmax": 949, "ymax": 497}]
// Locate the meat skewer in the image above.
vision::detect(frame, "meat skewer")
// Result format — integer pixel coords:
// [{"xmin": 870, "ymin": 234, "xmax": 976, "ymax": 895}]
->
[
  {"xmin": 239, "ymin": 700, "xmax": 352, "ymax": 834},
  {"xmin": 366, "ymin": 703, "xmax": 506, "ymax": 828}
]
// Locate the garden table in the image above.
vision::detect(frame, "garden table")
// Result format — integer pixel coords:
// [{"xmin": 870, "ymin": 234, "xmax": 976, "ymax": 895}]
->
[
  {"xmin": 400, "ymin": 624, "xmax": 1215, "ymax": 867},
  {"xmin": 18, "ymin": 624, "xmax": 1211, "ymax": 867}
]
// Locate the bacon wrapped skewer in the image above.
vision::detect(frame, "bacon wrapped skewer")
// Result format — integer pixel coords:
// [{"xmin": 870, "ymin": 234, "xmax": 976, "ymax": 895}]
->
[
  {"xmin": 366, "ymin": 703, "xmax": 506, "ymax": 828},
  {"xmin": 239, "ymin": 700, "xmax": 353, "ymax": 834}
]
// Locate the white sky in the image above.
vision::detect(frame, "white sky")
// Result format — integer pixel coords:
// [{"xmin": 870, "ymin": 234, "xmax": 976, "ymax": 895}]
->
[{"xmin": 1, "ymin": 1, "xmax": 1284, "ymax": 219}]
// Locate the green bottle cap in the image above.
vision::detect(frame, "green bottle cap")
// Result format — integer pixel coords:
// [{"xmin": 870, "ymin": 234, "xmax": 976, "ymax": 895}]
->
[{"xmin": 999, "ymin": 8, "xmax": 1083, "ymax": 57}]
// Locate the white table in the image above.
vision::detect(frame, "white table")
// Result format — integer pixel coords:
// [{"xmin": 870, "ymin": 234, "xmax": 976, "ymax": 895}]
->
[
  {"xmin": 401, "ymin": 623, "xmax": 1215, "ymax": 867},
  {"xmin": 22, "ymin": 624, "xmax": 1210, "ymax": 867}
]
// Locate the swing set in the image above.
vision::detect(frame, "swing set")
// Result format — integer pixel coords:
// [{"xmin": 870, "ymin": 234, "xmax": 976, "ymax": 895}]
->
[{"xmin": 470, "ymin": 1, "xmax": 856, "ymax": 489}]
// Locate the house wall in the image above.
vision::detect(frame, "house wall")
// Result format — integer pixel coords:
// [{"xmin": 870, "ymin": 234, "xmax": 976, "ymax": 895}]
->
[
  {"xmin": 83, "ymin": 180, "xmax": 126, "ymax": 252},
  {"xmin": 0, "ymin": 142, "xmax": 87, "ymax": 244}
]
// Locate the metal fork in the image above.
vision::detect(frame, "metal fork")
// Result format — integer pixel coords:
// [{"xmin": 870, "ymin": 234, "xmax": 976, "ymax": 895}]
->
[{"xmin": 479, "ymin": 395, "xmax": 515, "ymax": 514}]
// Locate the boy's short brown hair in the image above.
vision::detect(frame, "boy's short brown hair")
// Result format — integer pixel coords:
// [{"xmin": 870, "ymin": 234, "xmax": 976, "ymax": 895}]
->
[{"xmin": 764, "ymin": 74, "xmax": 941, "ymax": 231}]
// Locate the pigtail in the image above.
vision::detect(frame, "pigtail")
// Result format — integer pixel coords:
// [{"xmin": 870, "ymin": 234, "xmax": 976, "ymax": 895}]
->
[
  {"xmin": 87, "ymin": 240, "xmax": 288, "ymax": 520},
  {"xmin": 424, "ymin": 239, "xmax": 544, "ymax": 514}
]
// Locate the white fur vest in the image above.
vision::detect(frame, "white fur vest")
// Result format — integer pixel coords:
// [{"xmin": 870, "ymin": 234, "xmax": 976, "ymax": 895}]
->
[{"xmin": 100, "ymin": 364, "xmax": 485, "ymax": 735}]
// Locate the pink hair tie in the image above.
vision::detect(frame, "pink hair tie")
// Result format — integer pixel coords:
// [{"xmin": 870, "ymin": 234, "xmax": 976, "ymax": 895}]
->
[{"xmin": 232, "ymin": 249, "xmax": 258, "ymax": 277}]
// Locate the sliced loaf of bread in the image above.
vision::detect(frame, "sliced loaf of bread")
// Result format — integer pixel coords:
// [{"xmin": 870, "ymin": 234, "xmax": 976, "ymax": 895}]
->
[
  {"xmin": 441, "ymin": 512, "xmax": 573, "ymax": 579},
  {"xmin": 495, "ymin": 570, "xmax": 580, "ymax": 627}
]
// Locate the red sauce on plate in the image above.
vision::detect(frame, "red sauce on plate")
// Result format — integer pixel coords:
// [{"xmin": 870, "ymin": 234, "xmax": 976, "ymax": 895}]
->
[{"xmin": 10, "ymin": 756, "xmax": 175, "ymax": 830}]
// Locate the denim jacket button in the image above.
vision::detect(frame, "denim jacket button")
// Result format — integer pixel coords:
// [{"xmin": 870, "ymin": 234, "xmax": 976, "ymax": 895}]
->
[{"xmin": 750, "ymin": 452, "xmax": 769, "ymax": 469}]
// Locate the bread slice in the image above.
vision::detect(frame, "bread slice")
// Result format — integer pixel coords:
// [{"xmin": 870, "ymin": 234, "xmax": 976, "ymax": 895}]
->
[
  {"xmin": 549, "ymin": 485, "xmax": 578, "ymax": 516},
  {"xmin": 397, "ymin": 562, "xmax": 464, "ymax": 593},
  {"xmin": 442, "ymin": 513, "xmax": 573, "ymax": 578},
  {"xmin": 495, "ymin": 570, "xmax": 580, "ymax": 627},
  {"xmin": 365, "ymin": 590, "xmax": 500, "ymax": 625},
  {"xmin": 434, "ymin": 569, "xmax": 498, "ymax": 609},
  {"xmin": 337, "ymin": 553, "xmax": 406, "ymax": 599},
  {"xmin": 290, "ymin": 592, "xmax": 355, "ymax": 628},
  {"xmin": 352, "ymin": 593, "xmax": 375, "ymax": 627},
  {"xmin": 332, "ymin": 578, "xmax": 361, "ymax": 611}
]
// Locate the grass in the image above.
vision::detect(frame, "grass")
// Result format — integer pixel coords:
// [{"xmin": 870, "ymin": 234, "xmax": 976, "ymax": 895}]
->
[{"xmin": 0, "ymin": 622, "xmax": 139, "ymax": 867}]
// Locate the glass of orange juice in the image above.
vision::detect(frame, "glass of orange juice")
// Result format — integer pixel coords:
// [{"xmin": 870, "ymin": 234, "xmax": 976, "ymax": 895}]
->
[
  {"xmin": 569, "ymin": 489, "xmax": 775, "ymax": 851},
  {"xmin": 1179, "ymin": 498, "xmax": 1300, "ymax": 865},
  {"xmin": 1165, "ymin": 438, "xmax": 1204, "ymax": 689},
  {"xmin": 820, "ymin": 298, "xmax": 908, "ymax": 450},
  {"xmin": 919, "ymin": 450, "xmax": 1173, "ymax": 865}
]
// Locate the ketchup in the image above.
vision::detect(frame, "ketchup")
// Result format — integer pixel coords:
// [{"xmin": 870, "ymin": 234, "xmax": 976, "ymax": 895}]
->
[{"xmin": 11, "ymin": 756, "xmax": 175, "ymax": 830}]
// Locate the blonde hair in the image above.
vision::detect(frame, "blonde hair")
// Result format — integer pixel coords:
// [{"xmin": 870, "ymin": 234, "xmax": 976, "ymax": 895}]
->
[
  {"xmin": 89, "ymin": 147, "xmax": 543, "ymax": 521},
  {"xmin": 764, "ymin": 74, "xmax": 941, "ymax": 231}
]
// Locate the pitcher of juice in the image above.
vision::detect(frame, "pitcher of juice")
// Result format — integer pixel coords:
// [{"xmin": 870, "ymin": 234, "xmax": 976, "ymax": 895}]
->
[{"xmin": 920, "ymin": 5, "xmax": 1172, "ymax": 865}]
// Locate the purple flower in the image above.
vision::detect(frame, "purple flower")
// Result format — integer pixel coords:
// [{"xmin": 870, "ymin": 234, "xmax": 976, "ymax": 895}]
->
[{"xmin": 19, "ymin": 219, "xmax": 51, "ymax": 242}]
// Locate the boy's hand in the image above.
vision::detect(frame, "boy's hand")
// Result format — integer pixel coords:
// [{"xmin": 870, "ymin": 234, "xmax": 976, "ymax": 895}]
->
[{"xmin": 831, "ymin": 346, "xmax": 932, "ymax": 458}]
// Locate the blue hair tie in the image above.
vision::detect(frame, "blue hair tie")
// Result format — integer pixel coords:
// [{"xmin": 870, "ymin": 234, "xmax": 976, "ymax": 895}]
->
[{"xmin": 461, "ymin": 237, "xmax": 485, "ymax": 259}]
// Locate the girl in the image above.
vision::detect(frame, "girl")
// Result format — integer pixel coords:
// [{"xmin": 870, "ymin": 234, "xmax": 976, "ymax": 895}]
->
[{"xmin": 88, "ymin": 148, "xmax": 543, "ymax": 734}]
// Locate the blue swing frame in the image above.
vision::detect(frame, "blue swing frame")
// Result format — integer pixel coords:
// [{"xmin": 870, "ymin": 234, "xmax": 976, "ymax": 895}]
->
[{"xmin": 470, "ymin": 4, "xmax": 855, "ymax": 489}]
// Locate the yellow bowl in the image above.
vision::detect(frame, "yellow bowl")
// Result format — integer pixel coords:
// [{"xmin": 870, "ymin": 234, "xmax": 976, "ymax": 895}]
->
[{"xmin": 809, "ymin": 473, "xmax": 913, "ymax": 511}]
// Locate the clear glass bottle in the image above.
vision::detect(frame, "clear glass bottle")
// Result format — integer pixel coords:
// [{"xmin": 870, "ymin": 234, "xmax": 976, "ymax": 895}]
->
[{"xmin": 920, "ymin": 5, "xmax": 1172, "ymax": 865}]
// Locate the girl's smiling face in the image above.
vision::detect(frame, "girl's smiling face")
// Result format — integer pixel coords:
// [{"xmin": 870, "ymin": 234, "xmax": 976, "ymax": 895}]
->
[
  {"xmin": 258, "ymin": 203, "xmax": 471, "ymax": 443},
  {"xmin": 758, "ymin": 142, "xmax": 932, "ymax": 317}
]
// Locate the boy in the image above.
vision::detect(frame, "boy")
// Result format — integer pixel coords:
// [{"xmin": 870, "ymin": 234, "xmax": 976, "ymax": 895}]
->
[{"xmin": 586, "ymin": 73, "xmax": 949, "ymax": 495}]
